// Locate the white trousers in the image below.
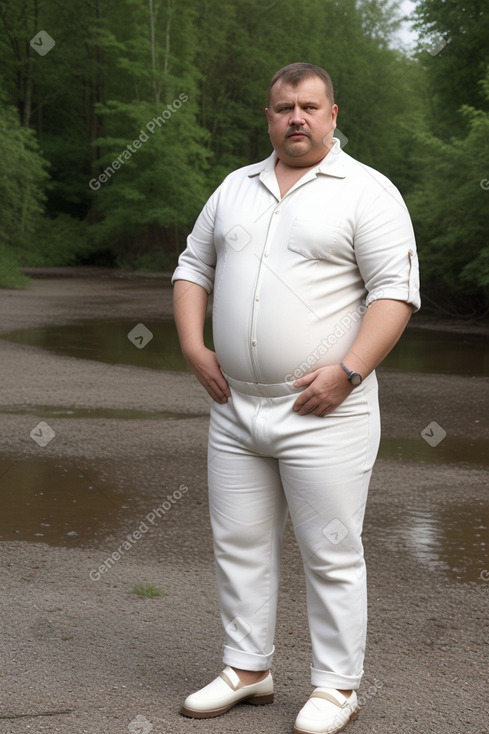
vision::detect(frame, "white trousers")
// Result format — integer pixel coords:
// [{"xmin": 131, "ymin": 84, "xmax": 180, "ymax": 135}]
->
[{"xmin": 207, "ymin": 373, "xmax": 381, "ymax": 690}]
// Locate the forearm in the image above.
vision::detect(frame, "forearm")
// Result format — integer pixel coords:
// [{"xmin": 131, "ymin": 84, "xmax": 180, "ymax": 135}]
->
[
  {"xmin": 173, "ymin": 279, "xmax": 209, "ymax": 359},
  {"xmin": 292, "ymin": 299, "xmax": 414, "ymax": 416},
  {"xmin": 342, "ymin": 299, "xmax": 414, "ymax": 378},
  {"xmin": 173, "ymin": 279, "xmax": 230, "ymax": 403}
]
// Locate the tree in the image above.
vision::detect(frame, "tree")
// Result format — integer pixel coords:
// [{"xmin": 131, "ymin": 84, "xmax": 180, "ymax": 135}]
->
[
  {"xmin": 192, "ymin": 0, "xmax": 420, "ymax": 188},
  {"xmin": 0, "ymin": 97, "xmax": 48, "ymax": 286},
  {"xmin": 88, "ymin": 0, "xmax": 210, "ymax": 266},
  {"xmin": 407, "ymin": 73, "xmax": 489, "ymax": 314},
  {"xmin": 404, "ymin": 0, "xmax": 489, "ymax": 314},
  {"xmin": 0, "ymin": 0, "xmax": 427, "ymax": 275},
  {"xmin": 412, "ymin": 0, "xmax": 489, "ymax": 137}
]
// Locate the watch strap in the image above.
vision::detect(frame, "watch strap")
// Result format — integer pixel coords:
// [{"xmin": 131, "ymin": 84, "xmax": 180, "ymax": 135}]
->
[
  {"xmin": 340, "ymin": 361, "xmax": 363, "ymax": 386},
  {"xmin": 340, "ymin": 361, "xmax": 353, "ymax": 378}
]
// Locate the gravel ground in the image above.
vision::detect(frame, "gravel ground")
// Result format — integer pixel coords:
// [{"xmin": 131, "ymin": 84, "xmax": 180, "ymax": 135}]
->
[{"xmin": 0, "ymin": 269, "xmax": 488, "ymax": 734}]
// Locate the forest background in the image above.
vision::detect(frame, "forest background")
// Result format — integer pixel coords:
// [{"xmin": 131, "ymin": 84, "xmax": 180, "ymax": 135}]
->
[{"xmin": 0, "ymin": 0, "xmax": 488, "ymax": 316}]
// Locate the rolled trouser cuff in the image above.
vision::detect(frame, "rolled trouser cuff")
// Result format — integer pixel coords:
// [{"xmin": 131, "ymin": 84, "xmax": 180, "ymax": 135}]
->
[
  {"xmin": 223, "ymin": 644, "xmax": 274, "ymax": 671},
  {"xmin": 310, "ymin": 665, "xmax": 363, "ymax": 690}
]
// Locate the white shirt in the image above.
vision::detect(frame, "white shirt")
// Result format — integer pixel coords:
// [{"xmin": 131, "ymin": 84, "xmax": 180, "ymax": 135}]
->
[{"xmin": 172, "ymin": 139, "xmax": 420, "ymax": 385}]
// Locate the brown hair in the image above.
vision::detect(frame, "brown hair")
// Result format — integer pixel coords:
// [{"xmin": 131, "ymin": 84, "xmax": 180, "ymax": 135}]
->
[{"xmin": 267, "ymin": 63, "xmax": 335, "ymax": 106}]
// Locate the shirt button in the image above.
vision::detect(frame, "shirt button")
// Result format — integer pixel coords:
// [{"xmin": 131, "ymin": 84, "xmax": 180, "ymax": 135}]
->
[
  {"xmin": 275, "ymin": 210, "xmax": 280, "ymax": 215},
  {"xmin": 255, "ymin": 296, "xmax": 260, "ymax": 302},
  {"xmin": 252, "ymin": 340, "xmax": 257, "ymax": 347},
  {"xmin": 264, "ymin": 251, "xmax": 269, "ymax": 257}
]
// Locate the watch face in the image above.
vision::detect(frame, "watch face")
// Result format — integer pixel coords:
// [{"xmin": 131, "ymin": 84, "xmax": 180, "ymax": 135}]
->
[{"xmin": 350, "ymin": 372, "xmax": 362, "ymax": 386}]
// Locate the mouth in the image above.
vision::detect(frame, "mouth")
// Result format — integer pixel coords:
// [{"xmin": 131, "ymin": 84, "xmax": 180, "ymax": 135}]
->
[{"xmin": 287, "ymin": 130, "xmax": 309, "ymax": 139}]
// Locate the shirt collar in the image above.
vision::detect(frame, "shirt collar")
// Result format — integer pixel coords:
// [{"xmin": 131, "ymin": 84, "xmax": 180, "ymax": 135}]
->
[
  {"xmin": 315, "ymin": 138, "xmax": 347, "ymax": 178},
  {"xmin": 247, "ymin": 152, "xmax": 276, "ymax": 178},
  {"xmin": 248, "ymin": 138, "xmax": 347, "ymax": 181}
]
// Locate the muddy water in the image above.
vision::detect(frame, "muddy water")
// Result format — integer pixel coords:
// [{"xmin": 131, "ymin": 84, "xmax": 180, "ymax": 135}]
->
[
  {"xmin": 3, "ymin": 319, "xmax": 489, "ymax": 376},
  {"xmin": 367, "ymin": 502, "xmax": 489, "ymax": 584},
  {"xmin": 378, "ymin": 436, "xmax": 489, "ymax": 467},
  {"xmin": 2, "ymin": 451, "xmax": 487, "ymax": 583},
  {"xmin": 0, "ymin": 456, "xmax": 132, "ymax": 546},
  {"xmin": 1, "ymin": 320, "xmax": 488, "ymax": 583},
  {"xmin": 1, "ymin": 319, "xmax": 210, "ymax": 373}
]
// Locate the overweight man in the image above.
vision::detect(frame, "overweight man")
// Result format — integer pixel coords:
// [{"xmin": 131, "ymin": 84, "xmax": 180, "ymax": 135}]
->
[{"xmin": 172, "ymin": 62, "xmax": 420, "ymax": 734}]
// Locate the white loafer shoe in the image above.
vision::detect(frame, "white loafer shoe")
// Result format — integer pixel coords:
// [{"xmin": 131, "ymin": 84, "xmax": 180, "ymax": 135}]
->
[
  {"xmin": 180, "ymin": 665, "xmax": 274, "ymax": 718},
  {"xmin": 294, "ymin": 688, "xmax": 358, "ymax": 734}
]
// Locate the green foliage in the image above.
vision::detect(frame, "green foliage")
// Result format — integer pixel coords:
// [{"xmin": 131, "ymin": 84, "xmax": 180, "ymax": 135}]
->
[
  {"xmin": 0, "ymin": 104, "xmax": 47, "ymax": 247},
  {"xmin": 191, "ymin": 0, "xmax": 411, "ymax": 184},
  {"xmin": 0, "ymin": 247, "xmax": 30, "ymax": 289},
  {"xmin": 22, "ymin": 215, "xmax": 92, "ymax": 267},
  {"xmin": 407, "ymin": 80, "xmax": 489, "ymax": 312},
  {"xmin": 413, "ymin": 0, "xmax": 489, "ymax": 136},
  {"xmin": 0, "ymin": 97, "xmax": 49, "ymax": 286},
  {"xmin": 0, "ymin": 0, "xmax": 421, "ymax": 263},
  {"xmin": 405, "ymin": 1, "xmax": 489, "ymax": 313},
  {"xmin": 90, "ymin": 91, "xmax": 211, "ymax": 265},
  {"xmin": 0, "ymin": 0, "xmax": 486, "ymax": 313}
]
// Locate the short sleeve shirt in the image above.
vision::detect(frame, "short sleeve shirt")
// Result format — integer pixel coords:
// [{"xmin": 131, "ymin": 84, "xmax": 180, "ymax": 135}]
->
[{"xmin": 172, "ymin": 140, "xmax": 420, "ymax": 385}]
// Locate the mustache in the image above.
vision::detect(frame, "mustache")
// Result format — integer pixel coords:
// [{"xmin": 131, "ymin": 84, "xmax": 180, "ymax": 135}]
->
[{"xmin": 286, "ymin": 128, "xmax": 310, "ymax": 138}]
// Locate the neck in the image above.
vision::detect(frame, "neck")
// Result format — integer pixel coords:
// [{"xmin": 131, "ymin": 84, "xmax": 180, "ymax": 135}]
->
[
  {"xmin": 274, "ymin": 157, "xmax": 322, "ymax": 198},
  {"xmin": 275, "ymin": 155, "xmax": 325, "ymax": 172}
]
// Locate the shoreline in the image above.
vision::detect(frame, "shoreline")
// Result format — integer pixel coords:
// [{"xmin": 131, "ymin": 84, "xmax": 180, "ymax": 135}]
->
[
  {"xmin": 12, "ymin": 266, "xmax": 489, "ymax": 336},
  {"xmin": 15, "ymin": 265, "xmax": 489, "ymax": 336}
]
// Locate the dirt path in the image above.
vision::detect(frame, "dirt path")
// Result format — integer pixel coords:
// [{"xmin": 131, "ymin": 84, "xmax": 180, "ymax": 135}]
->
[{"xmin": 0, "ymin": 269, "xmax": 488, "ymax": 734}]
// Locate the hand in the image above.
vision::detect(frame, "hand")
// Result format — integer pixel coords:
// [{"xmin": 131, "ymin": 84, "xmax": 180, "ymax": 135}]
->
[
  {"xmin": 184, "ymin": 345, "xmax": 231, "ymax": 404},
  {"xmin": 292, "ymin": 364, "xmax": 353, "ymax": 417}
]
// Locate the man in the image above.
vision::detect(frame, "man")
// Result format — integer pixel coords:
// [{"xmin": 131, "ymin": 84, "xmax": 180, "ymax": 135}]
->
[{"xmin": 172, "ymin": 62, "xmax": 420, "ymax": 734}]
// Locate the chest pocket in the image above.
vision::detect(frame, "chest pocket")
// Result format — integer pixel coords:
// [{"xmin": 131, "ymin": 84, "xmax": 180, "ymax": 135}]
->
[{"xmin": 287, "ymin": 216, "xmax": 344, "ymax": 260}]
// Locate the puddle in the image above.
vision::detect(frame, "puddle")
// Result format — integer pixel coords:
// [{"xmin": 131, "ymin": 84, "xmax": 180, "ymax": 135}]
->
[
  {"xmin": 1, "ymin": 317, "xmax": 488, "ymax": 580},
  {"xmin": 379, "ymin": 436, "xmax": 489, "ymax": 467},
  {"xmin": 2, "ymin": 455, "xmax": 487, "ymax": 585},
  {"xmin": 381, "ymin": 327, "xmax": 489, "ymax": 376},
  {"xmin": 2, "ymin": 321, "xmax": 489, "ymax": 376},
  {"xmin": 1, "ymin": 319, "xmax": 213, "ymax": 373},
  {"xmin": 368, "ymin": 502, "xmax": 489, "ymax": 584},
  {"xmin": 0, "ymin": 457, "xmax": 134, "ymax": 546}
]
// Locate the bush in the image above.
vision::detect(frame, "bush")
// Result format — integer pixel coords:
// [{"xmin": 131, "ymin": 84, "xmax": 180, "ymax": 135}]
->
[{"xmin": 21, "ymin": 214, "xmax": 92, "ymax": 267}]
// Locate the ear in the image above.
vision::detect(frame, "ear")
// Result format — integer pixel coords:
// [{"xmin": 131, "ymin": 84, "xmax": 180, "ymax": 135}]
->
[{"xmin": 331, "ymin": 104, "xmax": 338, "ymax": 127}]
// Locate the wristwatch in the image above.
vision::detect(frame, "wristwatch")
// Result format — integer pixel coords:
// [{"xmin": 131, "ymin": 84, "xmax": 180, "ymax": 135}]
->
[{"xmin": 340, "ymin": 361, "xmax": 363, "ymax": 387}]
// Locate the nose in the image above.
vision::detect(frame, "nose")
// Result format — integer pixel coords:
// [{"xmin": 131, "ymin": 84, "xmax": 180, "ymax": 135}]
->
[{"xmin": 289, "ymin": 105, "xmax": 305, "ymax": 126}]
